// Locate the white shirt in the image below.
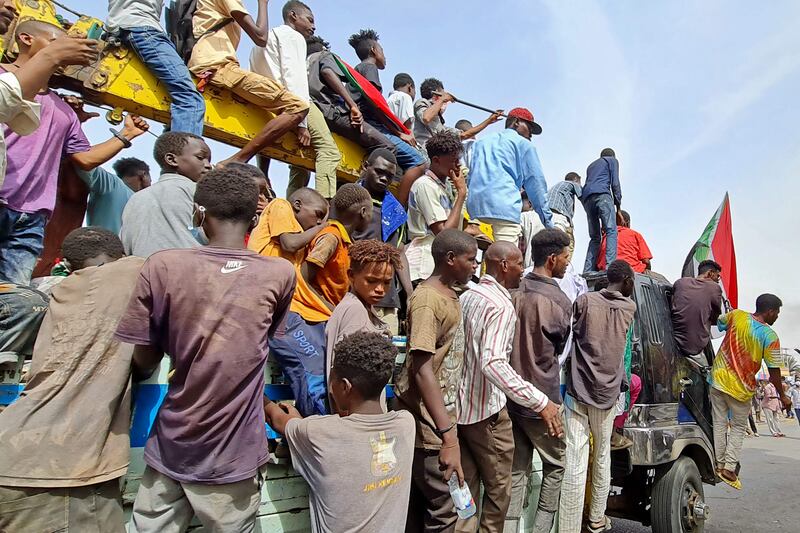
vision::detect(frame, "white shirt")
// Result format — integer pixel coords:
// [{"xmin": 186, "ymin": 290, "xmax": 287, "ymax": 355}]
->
[
  {"xmin": 387, "ymin": 90, "xmax": 413, "ymax": 127},
  {"xmin": 457, "ymin": 275, "xmax": 549, "ymax": 425},
  {"xmin": 249, "ymin": 24, "xmax": 309, "ymax": 127},
  {"xmin": 0, "ymin": 72, "xmax": 41, "ymax": 188}
]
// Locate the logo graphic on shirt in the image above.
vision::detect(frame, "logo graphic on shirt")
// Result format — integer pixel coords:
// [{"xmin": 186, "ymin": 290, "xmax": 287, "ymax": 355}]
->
[
  {"xmin": 220, "ymin": 260, "xmax": 247, "ymax": 274},
  {"xmin": 369, "ymin": 431, "xmax": 398, "ymax": 477}
]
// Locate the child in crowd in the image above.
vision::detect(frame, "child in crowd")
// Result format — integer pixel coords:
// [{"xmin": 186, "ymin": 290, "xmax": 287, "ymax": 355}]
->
[
  {"xmin": 116, "ymin": 166, "xmax": 296, "ymax": 532},
  {"xmin": 266, "ymin": 332, "xmax": 415, "ymax": 533},
  {"xmin": 348, "ymin": 29, "xmax": 427, "ymax": 202},
  {"xmin": 269, "ymin": 183, "xmax": 373, "ymax": 416},
  {"xmin": 0, "ymin": 228, "xmax": 142, "ymax": 532},
  {"xmin": 395, "ymin": 229, "xmax": 477, "ymax": 532},
  {"xmin": 405, "ymin": 130, "xmax": 466, "ymax": 284},
  {"xmin": 354, "ymin": 148, "xmax": 413, "ymax": 334},
  {"xmin": 325, "ymin": 239, "xmax": 401, "ymax": 407},
  {"xmin": 188, "ymin": 0, "xmax": 309, "ymax": 166},
  {"xmin": 120, "ymin": 132, "xmax": 212, "ymax": 258},
  {"xmin": 225, "ymin": 162, "xmax": 272, "ymax": 217},
  {"xmin": 560, "ymin": 260, "xmax": 637, "ymax": 533},
  {"xmin": 248, "ymin": 186, "xmax": 328, "ymax": 262},
  {"xmin": 250, "ymin": 0, "xmax": 341, "ymax": 199},
  {"xmin": 387, "ymin": 73, "xmax": 415, "ymax": 130}
]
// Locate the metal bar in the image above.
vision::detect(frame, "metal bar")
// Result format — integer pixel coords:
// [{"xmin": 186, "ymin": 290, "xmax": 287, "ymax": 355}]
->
[{"xmin": 433, "ymin": 91, "xmax": 507, "ymax": 118}]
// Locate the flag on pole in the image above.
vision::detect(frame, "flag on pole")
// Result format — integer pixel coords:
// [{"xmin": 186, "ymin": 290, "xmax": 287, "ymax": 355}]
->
[{"xmin": 681, "ymin": 193, "xmax": 738, "ymax": 309}]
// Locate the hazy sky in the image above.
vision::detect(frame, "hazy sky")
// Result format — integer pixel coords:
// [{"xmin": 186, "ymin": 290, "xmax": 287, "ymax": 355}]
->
[{"xmin": 67, "ymin": 0, "xmax": 799, "ymax": 348}]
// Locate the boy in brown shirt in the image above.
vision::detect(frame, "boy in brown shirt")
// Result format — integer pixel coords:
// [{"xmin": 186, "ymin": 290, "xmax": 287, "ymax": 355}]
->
[
  {"xmin": 189, "ymin": 0, "xmax": 309, "ymax": 166},
  {"xmin": 395, "ymin": 229, "xmax": 478, "ymax": 533}
]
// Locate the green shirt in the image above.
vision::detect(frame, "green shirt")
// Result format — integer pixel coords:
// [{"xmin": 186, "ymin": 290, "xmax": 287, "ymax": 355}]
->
[{"xmin": 77, "ymin": 167, "xmax": 133, "ymax": 235}]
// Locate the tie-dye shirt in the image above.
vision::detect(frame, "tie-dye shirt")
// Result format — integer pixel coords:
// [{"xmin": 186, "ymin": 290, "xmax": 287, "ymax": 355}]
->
[{"xmin": 711, "ymin": 310, "xmax": 781, "ymax": 402}]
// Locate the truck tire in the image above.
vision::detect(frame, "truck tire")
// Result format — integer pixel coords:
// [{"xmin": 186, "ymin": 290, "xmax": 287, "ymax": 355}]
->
[{"xmin": 650, "ymin": 456, "xmax": 707, "ymax": 533}]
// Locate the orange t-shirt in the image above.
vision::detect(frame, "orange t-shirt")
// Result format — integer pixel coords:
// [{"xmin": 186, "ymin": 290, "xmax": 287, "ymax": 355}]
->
[{"xmin": 292, "ymin": 221, "xmax": 352, "ymax": 322}]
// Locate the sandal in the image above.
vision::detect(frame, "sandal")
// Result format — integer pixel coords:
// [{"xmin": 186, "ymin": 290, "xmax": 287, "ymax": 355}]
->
[
  {"xmin": 587, "ymin": 516, "xmax": 612, "ymax": 532},
  {"xmin": 716, "ymin": 468, "xmax": 742, "ymax": 490}
]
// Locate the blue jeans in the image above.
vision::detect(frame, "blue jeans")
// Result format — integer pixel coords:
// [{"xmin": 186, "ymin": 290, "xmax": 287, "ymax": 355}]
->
[
  {"xmin": 583, "ymin": 193, "xmax": 617, "ymax": 273},
  {"xmin": 0, "ymin": 283, "xmax": 48, "ymax": 365},
  {"xmin": 121, "ymin": 27, "xmax": 205, "ymax": 136},
  {"xmin": 0, "ymin": 207, "xmax": 47, "ymax": 284},
  {"xmin": 374, "ymin": 123, "xmax": 426, "ymax": 170}
]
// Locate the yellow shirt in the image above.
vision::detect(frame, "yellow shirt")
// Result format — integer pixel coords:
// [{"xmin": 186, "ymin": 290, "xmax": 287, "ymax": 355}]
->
[{"xmin": 188, "ymin": 0, "xmax": 246, "ymax": 73}]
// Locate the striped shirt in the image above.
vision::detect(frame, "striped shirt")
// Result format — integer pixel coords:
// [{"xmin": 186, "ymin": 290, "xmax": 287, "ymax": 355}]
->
[
  {"xmin": 547, "ymin": 180, "xmax": 582, "ymax": 221},
  {"xmin": 457, "ymin": 275, "xmax": 549, "ymax": 425}
]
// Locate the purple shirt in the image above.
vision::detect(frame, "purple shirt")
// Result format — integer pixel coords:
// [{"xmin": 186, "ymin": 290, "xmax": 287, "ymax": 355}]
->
[
  {"xmin": 115, "ymin": 247, "xmax": 296, "ymax": 484},
  {"xmin": 0, "ymin": 86, "xmax": 89, "ymax": 215}
]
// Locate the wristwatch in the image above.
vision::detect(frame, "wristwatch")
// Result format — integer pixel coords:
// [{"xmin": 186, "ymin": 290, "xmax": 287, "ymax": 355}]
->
[{"xmin": 110, "ymin": 128, "xmax": 132, "ymax": 148}]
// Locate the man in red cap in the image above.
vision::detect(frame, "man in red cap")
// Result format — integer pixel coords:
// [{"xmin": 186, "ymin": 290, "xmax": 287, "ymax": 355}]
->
[{"xmin": 466, "ymin": 108, "xmax": 554, "ymax": 244}]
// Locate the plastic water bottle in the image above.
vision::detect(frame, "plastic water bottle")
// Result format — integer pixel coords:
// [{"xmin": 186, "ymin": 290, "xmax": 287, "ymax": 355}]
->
[{"xmin": 448, "ymin": 473, "xmax": 476, "ymax": 519}]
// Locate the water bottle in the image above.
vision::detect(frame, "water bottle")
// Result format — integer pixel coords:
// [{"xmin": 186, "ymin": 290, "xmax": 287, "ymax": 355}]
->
[{"xmin": 448, "ymin": 473, "xmax": 476, "ymax": 519}]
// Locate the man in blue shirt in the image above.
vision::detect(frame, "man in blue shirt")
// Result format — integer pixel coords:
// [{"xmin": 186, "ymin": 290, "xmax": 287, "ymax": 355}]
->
[
  {"xmin": 77, "ymin": 157, "xmax": 150, "ymax": 235},
  {"xmin": 466, "ymin": 107, "xmax": 553, "ymax": 244},
  {"xmin": 582, "ymin": 148, "xmax": 621, "ymax": 273}
]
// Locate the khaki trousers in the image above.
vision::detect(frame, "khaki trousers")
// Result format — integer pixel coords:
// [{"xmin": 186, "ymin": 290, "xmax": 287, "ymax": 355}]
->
[
  {"xmin": 0, "ymin": 478, "xmax": 124, "ymax": 533},
  {"xmin": 481, "ymin": 218, "xmax": 523, "ymax": 244},
  {"xmin": 505, "ymin": 410, "xmax": 566, "ymax": 532},
  {"xmin": 710, "ymin": 387, "xmax": 752, "ymax": 471},
  {"xmin": 456, "ymin": 407, "xmax": 515, "ymax": 533},
  {"xmin": 287, "ymin": 103, "xmax": 342, "ymax": 199},
  {"xmin": 130, "ymin": 466, "xmax": 263, "ymax": 533}
]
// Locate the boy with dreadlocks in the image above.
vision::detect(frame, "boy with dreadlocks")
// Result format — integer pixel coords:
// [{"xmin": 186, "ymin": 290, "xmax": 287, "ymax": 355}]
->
[
  {"xmin": 348, "ymin": 29, "xmax": 427, "ymax": 205},
  {"xmin": 325, "ymin": 239, "xmax": 402, "ymax": 408},
  {"xmin": 269, "ymin": 184, "xmax": 374, "ymax": 417},
  {"xmin": 266, "ymin": 332, "xmax": 415, "ymax": 532}
]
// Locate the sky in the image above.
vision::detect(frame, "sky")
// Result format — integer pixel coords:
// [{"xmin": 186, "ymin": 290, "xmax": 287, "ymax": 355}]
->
[{"xmin": 64, "ymin": 0, "xmax": 800, "ymax": 348}]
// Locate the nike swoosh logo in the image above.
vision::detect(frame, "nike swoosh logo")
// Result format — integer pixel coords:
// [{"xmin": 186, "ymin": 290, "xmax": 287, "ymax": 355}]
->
[{"xmin": 220, "ymin": 265, "xmax": 247, "ymax": 274}]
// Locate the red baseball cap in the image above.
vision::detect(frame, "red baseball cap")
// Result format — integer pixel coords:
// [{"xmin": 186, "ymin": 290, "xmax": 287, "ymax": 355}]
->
[{"xmin": 508, "ymin": 107, "xmax": 542, "ymax": 135}]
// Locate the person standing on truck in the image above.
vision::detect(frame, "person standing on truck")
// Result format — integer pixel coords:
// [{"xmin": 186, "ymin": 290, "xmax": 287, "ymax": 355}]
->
[
  {"xmin": 466, "ymin": 107, "xmax": 554, "ymax": 243},
  {"xmin": 0, "ymin": 228, "xmax": 142, "ymax": 533},
  {"xmin": 597, "ymin": 210, "xmax": 653, "ymax": 273},
  {"xmin": 560, "ymin": 259, "xmax": 637, "ymax": 533},
  {"xmin": 671, "ymin": 259, "xmax": 723, "ymax": 361},
  {"xmin": 117, "ymin": 167, "xmax": 296, "ymax": 532},
  {"xmin": 188, "ymin": 0, "xmax": 309, "ymax": 167},
  {"xmin": 506, "ymin": 229, "xmax": 573, "ymax": 533},
  {"xmin": 582, "ymin": 148, "xmax": 622, "ymax": 273},
  {"xmin": 107, "ymin": 0, "xmax": 207, "ymax": 135},
  {"xmin": 249, "ymin": 0, "xmax": 341, "ymax": 200},
  {"xmin": 547, "ymin": 172, "xmax": 582, "ymax": 262},
  {"xmin": 710, "ymin": 293, "xmax": 788, "ymax": 489}
]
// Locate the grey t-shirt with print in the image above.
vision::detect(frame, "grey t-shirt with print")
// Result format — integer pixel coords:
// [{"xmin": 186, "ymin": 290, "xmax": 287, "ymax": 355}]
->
[{"xmin": 107, "ymin": 0, "xmax": 164, "ymax": 32}]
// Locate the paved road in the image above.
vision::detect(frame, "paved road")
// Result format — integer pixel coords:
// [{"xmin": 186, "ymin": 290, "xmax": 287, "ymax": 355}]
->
[{"xmin": 610, "ymin": 414, "xmax": 800, "ymax": 532}]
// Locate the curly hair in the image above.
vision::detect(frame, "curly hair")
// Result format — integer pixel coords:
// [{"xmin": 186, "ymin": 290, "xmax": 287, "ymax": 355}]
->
[
  {"xmin": 419, "ymin": 77, "xmax": 444, "ymax": 100},
  {"xmin": 425, "ymin": 129, "xmax": 464, "ymax": 159},
  {"xmin": 607, "ymin": 259, "xmax": 635, "ymax": 284},
  {"xmin": 194, "ymin": 167, "xmax": 258, "ymax": 224},
  {"xmin": 61, "ymin": 226, "xmax": 124, "ymax": 270},
  {"xmin": 348, "ymin": 28, "xmax": 380, "ymax": 60},
  {"xmin": 332, "ymin": 183, "xmax": 371, "ymax": 215},
  {"xmin": 112, "ymin": 157, "xmax": 149, "ymax": 179},
  {"xmin": 153, "ymin": 131, "xmax": 204, "ymax": 169},
  {"xmin": 349, "ymin": 239, "xmax": 403, "ymax": 273},
  {"xmin": 531, "ymin": 228, "xmax": 571, "ymax": 267},
  {"xmin": 332, "ymin": 332, "xmax": 397, "ymax": 398}
]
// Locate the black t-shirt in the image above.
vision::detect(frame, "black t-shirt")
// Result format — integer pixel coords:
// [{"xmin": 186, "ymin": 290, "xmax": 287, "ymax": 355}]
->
[
  {"xmin": 352, "ymin": 199, "xmax": 403, "ymax": 309},
  {"xmin": 353, "ymin": 62, "xmax": 382, "ymax": 125}
]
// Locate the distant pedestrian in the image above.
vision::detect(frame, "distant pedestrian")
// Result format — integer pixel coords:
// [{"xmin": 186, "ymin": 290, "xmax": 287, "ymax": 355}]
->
[
  {"xmin": 760, "ymin": 379, "xmax": 784, "ymax": 437},
  {"xmin": 790, "ymin": 381, "xmax": 800, "ymax": 427}
]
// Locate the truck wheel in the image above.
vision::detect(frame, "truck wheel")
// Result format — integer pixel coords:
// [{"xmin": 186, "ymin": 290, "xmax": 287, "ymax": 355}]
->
[{"xmin": 651, "ymin": 456, "xmax": 709, "ymax": 533}]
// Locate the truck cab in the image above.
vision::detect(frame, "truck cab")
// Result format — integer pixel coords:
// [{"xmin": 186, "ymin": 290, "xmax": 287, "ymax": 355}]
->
[{"xmin": 587, "ymin": 271, "xmax": 715, "ymax": 533}]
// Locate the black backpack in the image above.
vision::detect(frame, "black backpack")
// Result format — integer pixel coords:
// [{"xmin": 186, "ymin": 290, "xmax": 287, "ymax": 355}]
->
[{"xmin": 165, "ymin": 0, "xmax": 231, "ymax": 64}]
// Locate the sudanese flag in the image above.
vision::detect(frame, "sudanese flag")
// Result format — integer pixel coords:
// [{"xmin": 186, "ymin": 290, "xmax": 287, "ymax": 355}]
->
[{"xmin": 681, "ymin": 193, "xmax": 738, "ymax": 309}]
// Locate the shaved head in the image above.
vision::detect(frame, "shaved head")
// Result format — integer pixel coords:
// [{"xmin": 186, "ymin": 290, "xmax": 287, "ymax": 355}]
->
[
  {"xmin": 484, "ymin": 241, "xmax": 524, "ymax": 289},
  {"xmin": 15, "ymin": 19, "xmax": 63, "ymax": 42},
  {"xmin": 290, "ymin": 186, "xmax": 326, "ymax": 208}
]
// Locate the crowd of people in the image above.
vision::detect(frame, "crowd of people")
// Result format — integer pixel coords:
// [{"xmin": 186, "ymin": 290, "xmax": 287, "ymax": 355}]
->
[{"xmin": 0, "ymin": 1, "xmax": 793, "ymax": 532}]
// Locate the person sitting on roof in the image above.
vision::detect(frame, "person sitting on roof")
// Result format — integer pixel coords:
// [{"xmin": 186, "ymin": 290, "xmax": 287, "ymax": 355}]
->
[
  {"xmin": 107, "ymin": 0, "xmax": 206, "ymax": 135},
  {"xmin": 597, "ymin": 209, "xmax": 652, "ymax": 273},
  {"xmin": 187, "ymin": 0, "xmax": 309, "ymax": 167},
  {"xmin": 387, "ymin": 72, "xmax": 415, "ymax": 130},
  {"xmin": 671, "ymin": 259, "xmax": 723, "ymax": 360},
  {"xmin": 347, "ymin": 29, "xmax": 428, "ymax": 204},
  {"xmin": 249, "ymin": 0, "xmax": 341, "ymax": 200}
]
